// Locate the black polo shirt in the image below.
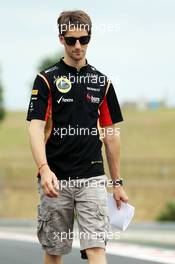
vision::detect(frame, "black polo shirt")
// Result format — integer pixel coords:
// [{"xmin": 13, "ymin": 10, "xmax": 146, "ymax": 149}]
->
[{"xmin": 26, "ymin": 59, "xmax": 123, "ymax": 180}]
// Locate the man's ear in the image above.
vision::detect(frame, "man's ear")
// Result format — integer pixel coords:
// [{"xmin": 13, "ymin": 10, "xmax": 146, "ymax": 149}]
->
[{"xmin": 59, "ymin": 35, "xmax": 64, "ymax": 45}]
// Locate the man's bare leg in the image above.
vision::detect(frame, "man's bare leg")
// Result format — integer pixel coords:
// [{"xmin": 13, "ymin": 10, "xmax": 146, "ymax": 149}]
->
[
  {"xmin": 86, "ymin": 247, "xmax": 107, "ymax": 264},
  {"xmin": 44, "ymin": 251, "xmax": 63, "ymax": 264}
]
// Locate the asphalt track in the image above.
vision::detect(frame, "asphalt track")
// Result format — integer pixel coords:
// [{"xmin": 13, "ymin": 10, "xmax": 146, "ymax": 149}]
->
[
  {"xmin": 0, "ymin": 222, "xmax": 175, "ymax": 264},
  {"xmin": 0, "ymin": 239, "xmax": 159, "ymax": 264}
]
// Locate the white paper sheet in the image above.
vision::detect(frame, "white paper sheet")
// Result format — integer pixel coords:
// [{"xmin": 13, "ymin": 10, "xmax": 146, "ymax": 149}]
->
[{"xmin": 107, "ymin": 193, "xmax": 135, "ymax": 231}]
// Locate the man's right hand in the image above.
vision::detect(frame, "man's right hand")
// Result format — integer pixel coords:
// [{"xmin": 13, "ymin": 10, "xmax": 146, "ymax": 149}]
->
[{"xmin": 40, "ymin": 165, "xmax": 59, "ymax": 197}]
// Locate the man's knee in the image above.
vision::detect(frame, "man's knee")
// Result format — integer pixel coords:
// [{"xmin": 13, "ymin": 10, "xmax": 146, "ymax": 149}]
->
[
  {"xmin": 44, "ymin": 251, "xmax": 62, "ymax": 264},
  {"xmin": 86, "ymin": 247, "xmax": 105, "ymax": 257}
]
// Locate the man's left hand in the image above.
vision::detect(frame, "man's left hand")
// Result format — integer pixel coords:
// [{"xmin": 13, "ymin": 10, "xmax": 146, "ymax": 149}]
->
[{"xmin": 113, "ymin": 186, "xmax": 129, "ymax": 209}]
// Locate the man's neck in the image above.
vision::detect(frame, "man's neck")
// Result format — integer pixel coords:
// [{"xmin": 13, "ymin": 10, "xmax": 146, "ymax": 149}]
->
[{"xmin": 63, "ymin": 55, "xmax": 86, "ymax": 71}]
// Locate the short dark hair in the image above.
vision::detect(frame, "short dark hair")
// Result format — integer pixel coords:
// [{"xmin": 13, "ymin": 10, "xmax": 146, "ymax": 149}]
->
[{"xmin": 57, "ymin": 10, "xmax": 92, "ymax": 36}]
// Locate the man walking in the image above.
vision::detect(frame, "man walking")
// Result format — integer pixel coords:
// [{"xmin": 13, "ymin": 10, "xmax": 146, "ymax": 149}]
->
[{"xmin": 26, "ymin": 10, "xmax": 128, "ymax": 264}]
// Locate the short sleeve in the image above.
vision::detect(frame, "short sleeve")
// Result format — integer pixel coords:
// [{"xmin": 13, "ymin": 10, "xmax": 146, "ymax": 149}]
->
[
  {"xmin": 26, "ymin": 74, "xmax": 51, "ymax": 121},
  {"xmin": 99, "ymin": 82, "xmax": 123, "ymax": 127}
]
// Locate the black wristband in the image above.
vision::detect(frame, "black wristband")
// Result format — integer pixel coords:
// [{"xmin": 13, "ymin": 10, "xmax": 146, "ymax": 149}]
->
[{"xmin": 111, "ymin": 178, "xmax": 123, "ymax": 186}]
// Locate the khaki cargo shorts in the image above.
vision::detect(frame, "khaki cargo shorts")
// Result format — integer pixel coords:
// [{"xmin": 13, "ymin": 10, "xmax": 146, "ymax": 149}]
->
[{"xmin": 37, "ymin": 175, "xmax": 110, "ymax": 259}]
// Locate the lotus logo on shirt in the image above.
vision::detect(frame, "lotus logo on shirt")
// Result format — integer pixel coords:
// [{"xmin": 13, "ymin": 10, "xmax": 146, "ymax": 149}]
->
[
  {"xmin": 55, "ymin": 77, "xmax": 72, "ymax": 93},
  {"xmin": 86, "ymin": 93, "xmax": 100, "ymax": 104}
]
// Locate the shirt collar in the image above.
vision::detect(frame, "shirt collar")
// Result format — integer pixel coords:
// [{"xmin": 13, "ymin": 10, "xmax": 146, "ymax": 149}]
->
[{"xmin": 60, "ymin": 58, "xmax": 89, "ymax": 73}]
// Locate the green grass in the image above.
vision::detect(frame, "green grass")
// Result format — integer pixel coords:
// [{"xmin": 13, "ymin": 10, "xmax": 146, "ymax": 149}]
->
[
  {"xmin": 0, "ymin": 109, "xmax": 175, "ymax": 220},
  {"xmin": 121, "ymin": 108, "xmax": 175, "ymax": 159}
]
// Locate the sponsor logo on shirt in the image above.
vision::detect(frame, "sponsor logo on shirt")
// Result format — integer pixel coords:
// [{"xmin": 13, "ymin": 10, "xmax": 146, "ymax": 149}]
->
[
  {"xmin": 91, "ymin": 160, "xmax": 103, "ymax": 164},
  {"xmin": 55, "ymin": 77, "xmax": 72, "ymax": 93},
  {"xmin": 29, "ymin": 101, "xmax": 34, "ymax": 111},
  {"xmin": 86, "ymin": 93, "xmax": 100, "ymax": 104},
  {"xmin": 32, "ymin": 89, "xmax": 38, "ymax": 95},
  {"xmin": 57, "ymin": 96, "xmax": 74, "ymax": 104},
  {"xmin": 31, "ymin": 96, "xmax": 38, "ymax": 100},
  {"xmin": 86, "ymin": 87, "xmax": 100, "ymax": 92}
]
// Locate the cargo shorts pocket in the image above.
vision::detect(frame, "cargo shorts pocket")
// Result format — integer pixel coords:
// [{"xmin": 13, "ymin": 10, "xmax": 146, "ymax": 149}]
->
[
  {"xmin": 37, "ymin": 205, "xmax": 62, "ymax": 248},
  {"xmin": 96, "ymin": 204, "xmax": 110, "ymax": 241},
  {"xmin": 97, "ymin": 204, "xmax": 108, "ymax": 220}
]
